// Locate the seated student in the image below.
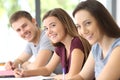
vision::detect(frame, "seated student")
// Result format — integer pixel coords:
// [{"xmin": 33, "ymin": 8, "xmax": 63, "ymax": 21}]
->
[
  {"xmin": 13, "ymin": 8, "xmax": 91, "ymax": 79},
  {"xmin": 5, "ymin": 11, "xmax": 61, "ymax": 74},
  {"xmin": 70, "ymin": 0, "xmax": 120, "ymax": 80}
]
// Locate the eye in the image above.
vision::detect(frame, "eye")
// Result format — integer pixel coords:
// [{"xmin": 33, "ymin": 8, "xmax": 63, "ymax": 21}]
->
[
  {"xmin": 44, "ymin": 27, "xmax": 48, "ymax": 32},
  {"xmin": 50, "ymin": 24, "xmax": 56, "ymax": 28},
  {"xmin": 48, "ymin": 23, "xmax": 56, "ymax": 29},
  {"xmin": 84, "ymin": 21, "xmax": 91, "ymax": 26},
  {"xmin": 16, "ymin": 29, "xmax": 21, "ymax": 32}
]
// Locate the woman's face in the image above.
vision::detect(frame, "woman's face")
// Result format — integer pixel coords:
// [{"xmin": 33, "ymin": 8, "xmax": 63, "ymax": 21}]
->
[
  {"xmin": 43, "ymin": 16, "xmax": 67, "ymax": 43},
  {"xmin": 74, "ymin": 10, "xmax": 102, "ymax": 45}
]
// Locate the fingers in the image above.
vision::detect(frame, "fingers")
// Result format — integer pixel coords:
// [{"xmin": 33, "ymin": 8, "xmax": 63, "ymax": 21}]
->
[
  {"xmin": 14, "ymin": 69, "xmax": 23, "ymax": 78},
  {"xmin": 5, "ymin": 61, "xmax": 15, "ymax": 70}
]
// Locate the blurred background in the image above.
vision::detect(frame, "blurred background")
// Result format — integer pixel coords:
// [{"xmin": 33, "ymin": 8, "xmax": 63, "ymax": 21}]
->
[{"xmin": 0, "ymin": 0, "xmax": 119, "ymax": 63}]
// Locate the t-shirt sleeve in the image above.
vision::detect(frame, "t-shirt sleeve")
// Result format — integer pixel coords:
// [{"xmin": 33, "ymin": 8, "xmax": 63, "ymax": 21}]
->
[
  {"xmin": 55, "ymin": 37, "xmax": 85, "ymax": 57},
  {"xmin": 24, "ymin": 43, "xmax": 33, "ymax": 55},
  {"xmin": 91, "ymin": 43, "xmax": 100, "ymax": 60},
  {"xmin": 39, "ymin": 31, "xmax": 54, "ymax": 51},
  {"xmin": 71, "ymin": 37, "xmax": 84, "ymax": 53},
  {"xmin": 55, "ymin": 45, "xmax": 63, "ymax": 57}
]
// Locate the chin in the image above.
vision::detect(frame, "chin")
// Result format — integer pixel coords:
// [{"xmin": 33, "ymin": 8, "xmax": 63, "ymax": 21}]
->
[
  {"xmin": 90, "ymin": 41, "xmax": 96, "ymax": 45},
  {"xmin": 27, "ymin": 38, "xmax": 33, "ymax": 42},
  {"xmin": 88, "ymin": 40, "xmax": 94, "ymax": 45}
]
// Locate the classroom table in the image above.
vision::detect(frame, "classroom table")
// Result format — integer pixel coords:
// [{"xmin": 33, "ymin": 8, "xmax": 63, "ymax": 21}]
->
[
  {"xmin": 0, "ymin": 76, "xmax": 54, "ymax": 80},
  {"xmin": 0, "ymin": 64, "xmax": 54, "ymax": 80}
]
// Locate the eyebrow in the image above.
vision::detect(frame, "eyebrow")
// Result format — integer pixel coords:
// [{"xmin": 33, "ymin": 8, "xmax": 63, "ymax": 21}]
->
[
  {"xmin": 21, "ymin": 23, "xmax": 27, "ymax": 27},
  {"xmin": 82, "ymin": 19, "xmax": 91, "ymax": 24},
  {"xmin": 43, "ymin": 22, "xmax": 56, "ymax": 28},
  {"xmin": 48, "ymin": 22, "xmax": 56, "ymax": 27},
  {"xmin": 49, "ymin": 22, "xmax": 55, "ymax": 26}
]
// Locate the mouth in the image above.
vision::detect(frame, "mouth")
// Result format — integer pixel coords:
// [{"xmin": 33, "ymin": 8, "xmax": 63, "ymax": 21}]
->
[
  {"xmin": 49, "ymin": 34, "xmax": 57, "ymax": 42},
  {"xmin": 24, "ymin": 31, "xmax": 31, "ymax": 40},
  {"xmin": 85, "ymin": 34, "xmax": 93, "ymax": 41}
]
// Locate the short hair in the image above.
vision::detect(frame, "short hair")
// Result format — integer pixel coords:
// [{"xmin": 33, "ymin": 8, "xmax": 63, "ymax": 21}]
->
[{"xmin": 9, "ymin": 10, "xmax": 32, "ymax": 25}]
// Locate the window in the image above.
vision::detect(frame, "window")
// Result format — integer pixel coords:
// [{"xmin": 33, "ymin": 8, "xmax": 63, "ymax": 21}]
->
[
  {"xmin": 0, "ymin": 0, "xmax": 35, "ymax": 62},
  {"xmin": 0, "ymin": 0, "xmax": 80, "ymax": 63},
  {"xmin": 0, "ymin": 0, "xmax": 119, "ymax": 63}
]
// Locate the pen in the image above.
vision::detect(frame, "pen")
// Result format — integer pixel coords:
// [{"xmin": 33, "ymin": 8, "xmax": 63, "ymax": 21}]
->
[
  {"xmin": 18, "ymin": 64, "xmax": 21, "ymax": 70},
  {"xmin": 62, "ymin": 68, "xmax": 65, "ymax": 80}
]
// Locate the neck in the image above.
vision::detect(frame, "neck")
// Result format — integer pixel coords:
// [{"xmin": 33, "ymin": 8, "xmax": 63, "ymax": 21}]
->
[
  {"xmin": 61, "ymin": 35, "xmax": 73, "ymax": 56},
  {"xmin": 33, "ymin": 29, "xmax": 41, "ymax": 46},
  {"xmin": 62, "ymin": 35, "xmax": 73, "ymax": 47},
  {"xmin": 98, "ymin": 36, "xmax": 116, "ymax": 55}
]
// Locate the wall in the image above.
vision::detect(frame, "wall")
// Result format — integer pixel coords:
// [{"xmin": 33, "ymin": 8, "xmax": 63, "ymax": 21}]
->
[{"xmin": 117, "ymin": 0, "xmax": 120, "ymax": 26}]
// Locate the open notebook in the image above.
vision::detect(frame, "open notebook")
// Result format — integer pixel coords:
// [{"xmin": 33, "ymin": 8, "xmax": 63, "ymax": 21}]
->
[{"xmin": 0, "ymin": 70, "xmax": 14, "ymax": 78}]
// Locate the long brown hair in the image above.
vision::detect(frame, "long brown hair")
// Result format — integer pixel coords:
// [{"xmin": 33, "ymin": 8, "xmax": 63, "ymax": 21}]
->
[
  {"xmin": 42, "ymin": 8, "xmax": 91, "ymax": 62},
  {"xmin": 73, "ymin": 0, "xmax": 120, "ymax": 38}
]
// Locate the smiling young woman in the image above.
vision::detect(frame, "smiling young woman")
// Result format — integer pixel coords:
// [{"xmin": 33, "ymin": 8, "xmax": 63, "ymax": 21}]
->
[{"xmin": 70, "ymin": 0, "xmax": 120, "ymax": 80}]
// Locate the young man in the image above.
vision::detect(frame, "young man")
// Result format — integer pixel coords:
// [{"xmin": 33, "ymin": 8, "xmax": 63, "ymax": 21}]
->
[{"xmin": 5, "ymin": 10, "xmax": 55, "ymax": 71}]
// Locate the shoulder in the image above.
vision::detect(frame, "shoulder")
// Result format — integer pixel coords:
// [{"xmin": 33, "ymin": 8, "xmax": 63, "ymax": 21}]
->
[
  {"xmin": 111, "ymin": 38, "xmax": 120, "ymax": 55},
  {"xmin": 40, "ymin": 30, "xmax": 51, "ymax": 43},
  {"xmin": 72, "ymin": 37, "xmax": 82, "ymax": 43},
  {"xmin": 55, "ymin": 44, "xmax": 64, "ymax": 52},
  {"xmin": 40, "ymin": 30, "xmax": 48, "ymax": 40},
  {"xmin": 109, "ymin": 38, "xmax": 120, "ymax": 53},
  {"xmin": 91, "ymin": 43, "xmax": 101, "ymax": 57},
  {"xmin": 72, "ymin": 37, "xmax": 83, "ymax": 47},
  {"xmin": 112, "ymin": 38, "xmax": 120, "ymax": 47},
  {"xmin": 55, "ymin": 44, "xmax": 64, "ymax": 56},
  {"xmin": 71, "ymin": 37, "xmax": 84, "ymax": 52},
  {"xmin": 91, "ymin": 43, "xmax": 100, "ymax": 51}
]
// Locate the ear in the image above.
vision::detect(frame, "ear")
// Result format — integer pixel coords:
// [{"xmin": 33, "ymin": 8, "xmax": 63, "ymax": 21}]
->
[
  {"xmin": 32, "ymin": 18, "xmax": 38, "ymax": 27},
  {"xmin": 32, "ymin": 18, "xmax": 36, "ymax": 23}
]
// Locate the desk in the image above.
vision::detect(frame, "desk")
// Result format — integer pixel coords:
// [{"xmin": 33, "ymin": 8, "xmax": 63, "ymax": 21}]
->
[
  {"xmin": 0, "ymin": 65, "xmax": 55, "ymax": 80},
  {"xmin": 0, "ymin": 63, "xmax": 5, "ymax": 70},
  {"xmin": 0, "ymin": 76, "xmax": 54, "ymax": 80}
]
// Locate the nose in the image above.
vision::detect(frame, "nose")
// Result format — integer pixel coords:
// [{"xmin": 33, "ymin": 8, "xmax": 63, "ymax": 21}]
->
[
  {"xmin": 46, "ymin": 28, "xmax": 53, "ymax": 36},
  {"xmin": 20, "ymin": 29, "xmax": 26, "ymax": 36},
  {"xmin": 78, "ymin": 27, "xmax": 88, "ymax": 36}
]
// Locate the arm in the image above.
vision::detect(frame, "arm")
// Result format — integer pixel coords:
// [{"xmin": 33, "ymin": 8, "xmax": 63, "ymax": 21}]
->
[
  {"xmin": 97, "ymin": 46, "xmax": 120, "ymax": 80},
  {"xmin": 54, "ymin": 48, "xmax": 85, "ymax": 79},
  {"xmin": 67, "ymin": 49, "xmax": 84, "ymax": 77},
  {"xmin": 24, "ymin": 50, "xmax": 53, "ymax": 70},
  {"xmin": 24, "ymin": 31, "xmax": 54, "ymax": 70},
  {"xmin": 14, "ymin": 52, "xmax": 60, "ymax": 77},
  {"xmin": 70, "ymin": 52, "xmax": 95, "ymax": 80},
  {"xmin": 5, "ymin": 52, "xmax": 31, "ymax": 70}
]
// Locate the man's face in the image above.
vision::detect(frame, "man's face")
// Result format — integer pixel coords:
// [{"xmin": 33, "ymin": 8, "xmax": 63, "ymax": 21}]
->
[{"xmin": 11, "ymin": 17, "xmax": 38, "ymax": 42}]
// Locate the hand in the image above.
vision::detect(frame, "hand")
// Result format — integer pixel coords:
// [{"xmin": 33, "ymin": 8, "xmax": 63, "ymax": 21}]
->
[
  {"xmin": 14, "ymin": 68, "xmax": 25, "ymax": 78},
  {"xmin": 53, "ymin": 75, "xmax": 63, "ymax": 80},
  {"xmin": 4, "ymin": 61, "xmax": 15, "ymax": 70}
]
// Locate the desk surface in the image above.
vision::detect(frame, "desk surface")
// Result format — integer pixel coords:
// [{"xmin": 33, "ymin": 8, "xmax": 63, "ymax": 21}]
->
[
  {"xmin": 0, "ymin": 65, "xmax": 55, "ymax": 80},
  {"xmin": 0, "ymin": 76, "xmax": 54, "ymax": 80}
]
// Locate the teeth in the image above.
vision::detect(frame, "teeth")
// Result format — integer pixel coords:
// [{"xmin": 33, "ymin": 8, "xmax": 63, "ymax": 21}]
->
[
  {"xmin": 50, "ymin": 34, "xmax": 56, "ymax": 40},
  {"xmin": 51, "ymin": 36, "xmax": 55, "ymax": 39},
  {"xmin": 25, "ymin": 32, "xmax": 31, "ymax": 39},
  {"xmin": 86, "ymin": 34, "xmax": 92, "ymax": 40}
]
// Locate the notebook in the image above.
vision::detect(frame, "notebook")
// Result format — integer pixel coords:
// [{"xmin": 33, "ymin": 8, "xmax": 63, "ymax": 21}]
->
[{"xmin": 0, "ymin": 70, "xmax": 14, "ymax": 78}]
